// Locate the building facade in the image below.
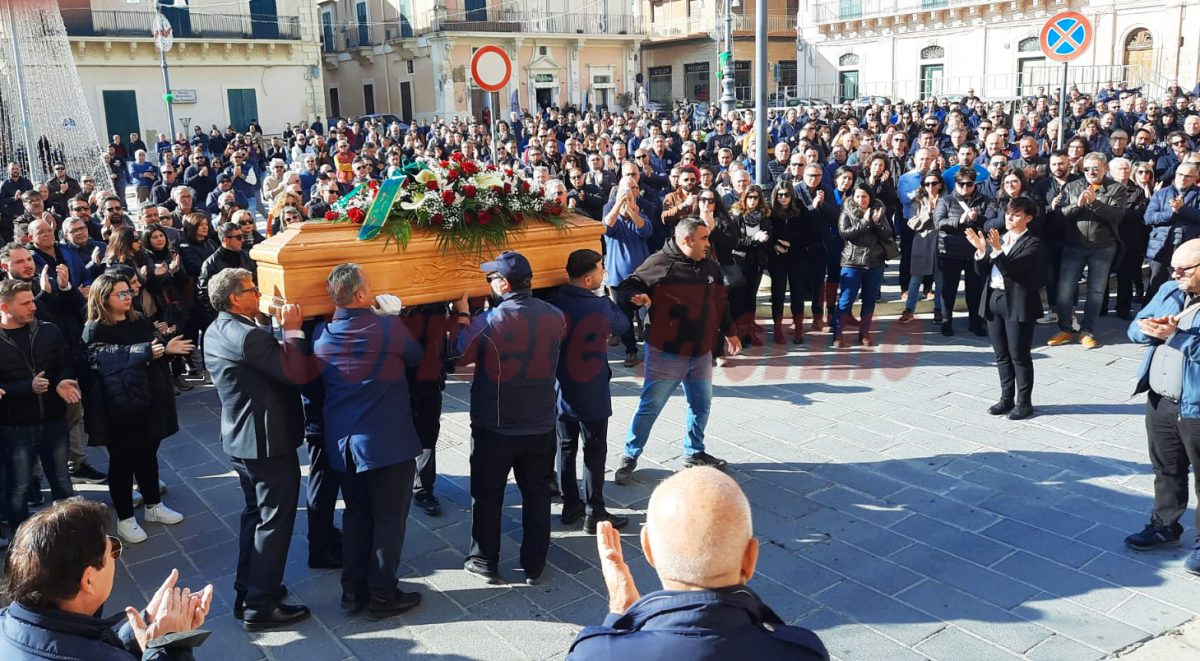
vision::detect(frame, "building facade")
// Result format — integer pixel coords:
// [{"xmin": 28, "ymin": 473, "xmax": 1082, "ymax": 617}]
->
[
  {"xmin": 318, "ymin": 0, "xmax": 643, "ymax": 122},
  {"xmin": 62, "ymin": 0, "xmax": 326, "ymax": 144},
  {"xmin": 639, "ymin": 0, "xmax": 800, "ymax": 106},
  {"xmin": 799, "ymin": 0, "xmax": 1200, "ymax": 102}
]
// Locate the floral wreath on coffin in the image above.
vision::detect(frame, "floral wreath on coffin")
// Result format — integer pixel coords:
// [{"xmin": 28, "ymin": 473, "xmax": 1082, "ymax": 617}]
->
[{"xmin": 324, "ymin": 152, "xmax": 566, "ymax": 256}]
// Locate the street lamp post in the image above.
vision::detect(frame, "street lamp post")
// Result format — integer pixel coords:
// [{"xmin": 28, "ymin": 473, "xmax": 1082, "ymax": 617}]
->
[{"xmin": 719, "ymin": 0, "xmax": 736, "ymax": 115}]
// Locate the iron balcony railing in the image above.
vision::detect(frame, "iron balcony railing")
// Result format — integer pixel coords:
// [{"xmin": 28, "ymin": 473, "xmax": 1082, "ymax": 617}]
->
[
  {"xmin": 645, "ymin": 12, "xmax": 795, "ymax": 38},
  {"xmin": 63, "ymin": 9, "xmax": 301, "ymax": 41},
  {"xmin": 814, "ymin": 0, "xmax": 1004, "ymax": 23},
  {"xmin": 431, "ymin": 11, "xmax": 643, "ymax": 35}
]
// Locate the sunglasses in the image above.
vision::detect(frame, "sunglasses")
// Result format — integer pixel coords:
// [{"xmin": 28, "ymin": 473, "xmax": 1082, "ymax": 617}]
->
[
  {"xmin": 108, "ymin": 535, "xmax": 123, "ymax": 560},
  {"xmin": 486, "ymin": 274, "xmax": 506, "ymax": 282},
  {"xmin": 1082, "ymin": 166, "xmax": 1102, "ymax": 173},
  {"xmin": 958, "ymin": 181, "xmax": 976, "ymax": 187},
  {"xmin": 776, "ymin": 191, "xmax": 792, "ymax": 198},
  {"xmin": 105, "ymin": 206, "xmax": 122, "ymax": 213},
  {"xmin": 225, "ymin": 234, "xmax": 244, "ymax": 241},
  {"xmin": 746, "ymin": 195, "xmax": 760, "ymax": 200},
  {"xmin": 112, "ymin": 290, "xmax": 133, "ymax": 300},
  {"xmin": 698, "ymin": 197, "xmax": 716, "ymax": 203},
  {"xmin": 71, "ymin": 206, "xmax": 89, "ymax": 212},
  {"xmin": 923, "ymin": 181, "xmax": 941, "ymax": 187}
]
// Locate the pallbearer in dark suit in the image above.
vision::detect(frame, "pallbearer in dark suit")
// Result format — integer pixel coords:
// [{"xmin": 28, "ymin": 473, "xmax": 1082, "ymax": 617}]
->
[
  {"xmin": 203, "ymin": 267, "xmax": 314, "ymax": 631},
  {"xmin": 966, "ymin": 196, "xmax": 1047, "ymax": 421}
]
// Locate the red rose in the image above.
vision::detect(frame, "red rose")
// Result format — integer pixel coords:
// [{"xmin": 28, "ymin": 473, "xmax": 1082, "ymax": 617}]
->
[
  {"xmin": 324, "ymin": 210, "xmax": 338, "ymax": 221},
  {"xmin": 477, "ymin": 210, "xmax": 491, "ymax": 225},
  {"xmin": 512, "ymin": 212, "xmax": 524, "ymax": 225},
  {"xmin": 504, "ymin": 168, "xmax": 514, "ymax": 177},
  {"xmin": 503, "ymin": 182, "xmax": 512, "ymax": 195},
  {"xmin": 488, "ymin": 164, "xmax": 497, "ymax": 172},
  {"xmin": 462, "ymin": 161, "xmax": 478, "ymax": 175},
  {"xmin": 519, "ymin": 180, "xmax": 530, "ymax": 193},
  {"xmin": 368, "ymin": 180, "xmax": 379, "ymax": 191},
  {"xmin": 450, "ymin": 152, "xmax": 464, "ymax": 162},
  {"xmin": 463, "ymin": 210, "xmax": 476, "ymax": 225},
  {"xmin": 447, "ymin": 169, "xmax": 459, "ymax": 182},
  {"xmin": 462, "ymin": 184, "xmax": 477, "ymax": 198},
  {"xmin": 425, "ymin": 180, "xmax": 439, "ymax": 191},
  {"xmin": 441, "ymin": 190, "xmax": 455, "ymax": 205},
  {"xmin": 439, "ymin": 160, "xmax": 449, "ymax": 168},
  {"xmin": 543, "ymin": 203, "xmax": 563, "ymax": 216},
  {"xmin": 432, "ymin": 213, "xmax": 445, "ymax": 224},
  {"xmin": 491, "ymin": 185, "xmax": 503, "ymax": 195},
  {"xmin": 347, "ymin": 207, "xmax": 366, "ymax": 224}
]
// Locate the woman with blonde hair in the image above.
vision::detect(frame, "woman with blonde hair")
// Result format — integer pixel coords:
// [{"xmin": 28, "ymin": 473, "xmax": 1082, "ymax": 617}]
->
[{"xmin": 82, "ymin": 273, "xmax": 193, "ymax": 543}]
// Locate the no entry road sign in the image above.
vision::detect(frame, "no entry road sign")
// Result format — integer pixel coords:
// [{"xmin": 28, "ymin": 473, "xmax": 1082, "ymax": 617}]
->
[
  {"xmin": 471, "ymin": 46, "xmax": 512, "ymax": 93},
  {"xmin": 1040, "ymin": 11, "xmax": 1093, "ymax": 63}
]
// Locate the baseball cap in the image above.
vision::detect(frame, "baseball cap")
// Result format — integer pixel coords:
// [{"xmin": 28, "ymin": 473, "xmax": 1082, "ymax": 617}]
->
[
  {"xmin": 217, "ymin": 173, "xmax": 232, "ymax": 183},
  {"xmin": 480, "ymin": 250, "xmax": 532, "ymax": 282}
]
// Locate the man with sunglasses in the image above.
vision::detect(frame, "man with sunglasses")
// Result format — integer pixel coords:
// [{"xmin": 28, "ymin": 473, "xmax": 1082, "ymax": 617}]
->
[
  {"xmin": 1047, "ymin": 153, "xmax": 1129, "ymax": 349},
  {"xmin": 661, "ymin": 164, "xmax": 702, "ymax": 231},
  {"xmin": 1125, "ymin": 238, "xmax": 1200, "ymax": 572},
  {"xmin": 196, "ymin": 223, "xmax": 257, "ymax": 319},
  {"xmin": 934, "ymin": 171, "xmax": 991, "ymax": 336},
  {"xmin": 1145, "ymin": 163, "xmax": 1200, "ymax": 295},
  {"xmin": 43, "ymin": 163, "xmax": 80, "ymax": 217},
  {"xmin": 0, "ymin": 500, "xmax": 213, "ymax": 659}
]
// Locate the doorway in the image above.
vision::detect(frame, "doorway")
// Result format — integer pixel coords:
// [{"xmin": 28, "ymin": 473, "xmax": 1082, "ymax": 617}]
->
[
  {"xmin": 535, "ymin": 87, "xmax": 553, "ymax": 110},
  {"xmin": 1123, "ymin": 28, "xmax": 1154, "ymax": 86},
  {"xmin": 1017, "ymin": 57, "xmax": 1047, "ymax": 98},
  {"xmin": 248, "ymin": 0, "xmax": 279, "ymax": 39},
  {"xmin": 363, "ymin": 83, "xmax": 375, "ymax": 115},
  {"xmin": 226, "ymin": 89, "xmax": 258, "ymax": 131},
  {"xmin": 102, "ymin": 90, "xmax": 140, "ymax": 143},
  {"xmin": 838, "ymin": 71, "xmax": 859, "ymax": 102},
  {"xmin": 919, "ymin": 64, "xmax": 944, "ymax": 99},
  {"xmin": 400, "ymin": 81, "xmax": 413, "ymax": 122},
  {"xmin": 329, "ymin": 88, "xmax": 341, "ymax": 119}
]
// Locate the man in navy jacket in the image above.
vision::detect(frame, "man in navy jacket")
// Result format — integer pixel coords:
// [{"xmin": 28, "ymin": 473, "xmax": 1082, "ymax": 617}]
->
[
  {"xmin": 450, "ymin": 251, "xmax": 566, "ymax": 585},
  {"xmin": 314, "ymin": 263, "xmax": 424, "ymax": 618},
  {"xmin": 567, "ymin": 467, "xmax": 828, "ymax": 660},
  {"xmin": 550, "ymin": 250, "xmax": 631, "ymax": 535}
]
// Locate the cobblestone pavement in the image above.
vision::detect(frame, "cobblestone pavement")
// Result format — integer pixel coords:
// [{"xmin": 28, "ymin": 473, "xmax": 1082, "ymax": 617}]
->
[{"xmin": 74, "ymin": 302, "xmax": 1200, "ymax": 661}]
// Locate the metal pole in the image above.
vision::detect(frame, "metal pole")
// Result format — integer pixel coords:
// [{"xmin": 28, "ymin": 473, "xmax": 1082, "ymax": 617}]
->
[
  {"xmin": 720, "ymin": 0, "xmax": 735, "ymax": 115},
  {"xmin": 160, "ymin": 48, "xmax": 177, "ymax": 143},
  {"xmin": 1057, "ymin": 60, "xmax": 1068, "ymax": 150},
  {"xmin": 754, "ymin": 0, "xmax": 767, "ymax": 186},
  {"xmin": 487, "ymin": 90, "xmax": 499, "ymax": 165},
  {"xmin": 6, "ymin": 0, "xmax": 41, "ymax": 181}
]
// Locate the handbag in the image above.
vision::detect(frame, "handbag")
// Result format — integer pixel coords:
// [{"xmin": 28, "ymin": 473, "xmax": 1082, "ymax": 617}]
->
[
  {"xmin": 882, "ymin": 238, "xmax": 901, "ymax": 261},
  {"xmin": 720, "ymin": 262, "xmax": 747, "ymax": 288}
]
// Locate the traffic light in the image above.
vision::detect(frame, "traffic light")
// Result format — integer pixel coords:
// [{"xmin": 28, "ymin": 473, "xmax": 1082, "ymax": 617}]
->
[{"xmin": 717, "ymin": 51, "xmax": 730, "ymax": 80}]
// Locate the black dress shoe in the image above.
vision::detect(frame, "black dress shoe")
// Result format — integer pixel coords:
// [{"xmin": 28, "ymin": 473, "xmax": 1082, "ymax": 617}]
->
[
  {"xmin": 1117, "ymin": 310, "xmax": 1135, "ymax": 321},
  {"xmin": 242, "ymin": 603, "xmax": 311, "ymax": 631},
  {"xmin": 969, "ymin": 323, "xmax": 988, "ymax": 337},
  {"xmin": 366, "ymin": 589, "xmax": 422, "ymax": 619},
  {"xmin": 341, "ymin": 593, "xmax": 367, "ymax": 613},
  {"xmin": 987, "ymin": 400, "xmax": 1014, "ymax": 416},
  {"xmin": 561, "ymin": 502, "xmax": 586, "ymax": 525},
  {"xmin": 1007, "ymin": 404, "xmax": 1034, "ymax": 421},
  {"xmin": 584, "ymin": 512, "xmax": 630, "ymax": 535},
  {"xmin": 524, "ymin": 568, "xmax": 544, "ymax": 586},
  {"xmin": 235, "ymin": 585, "xmax": 290, "ymax": 620},
  {"xmin": 414, "ymin": 493, "xmax": 442, "ymax": 517},
  {"xmin": 940, "ymin": 322, "xmax": 954, "ymax": 337},
  {"xmin": 308, "ymin": 549, "xmax": 343, "ymax": 569}
]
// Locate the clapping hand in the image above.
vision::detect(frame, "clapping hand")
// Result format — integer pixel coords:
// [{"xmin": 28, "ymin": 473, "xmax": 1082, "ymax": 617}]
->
[
  {"xmin": 1138, "ymin": 315, "xmax": 1179, "ymax": 341},
  {"xmin": 125, "ymin": 569, "xmax": 214, "ymax": 652},
  {"xmin": 964, "ymin": 227, "xmax": 988, "ymax": 253},
  {"xmin": 150, "ymin": 339, "xmax": 166, "ymax": 360},
  {"xmin": 630, "ymin": 293, "xmax": 651, "ymax": 308},
  {"xmin": 753, "ymin": 229, "xmax": 769, "ymax": 243},
  {"xmin": 165, "ymin": 336, "xmax": 194, "ymax": 356},
  {"xmin": 596, "ymin": 521, "xmax": 640, "ymax": 615},
  {"xmin": 1078, "ymin": 187, "xmax": 1096, "ymax": 207},
  {"xmin": 1171, "ymin": 197, "xmax": 1185, "ymax": 213},
  {"xmin": 91, "ymin": 246, "xmax": 103, "ymax": 265},
  {"xmin": 56, "ymin": 379, "xmax": 81, "ymax": 404},
  {"xmin": 31, "ymin": 371, "xmax": 48, "ymax": 394},
  {"xmin": 39, "ymin": 265, "xmax": 52, "ymax": 292}
]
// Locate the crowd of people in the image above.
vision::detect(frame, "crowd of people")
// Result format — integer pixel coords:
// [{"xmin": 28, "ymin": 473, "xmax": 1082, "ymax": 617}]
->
[{"xmin": 2, "ymin": 76, "xmax": 1200, "ymax": 656}]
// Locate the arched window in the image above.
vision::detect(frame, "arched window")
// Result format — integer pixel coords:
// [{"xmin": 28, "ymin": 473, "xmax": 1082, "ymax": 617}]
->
[
  {"xmin": 920, "ymin": 45, "xmax": 944, "ymax": 59},
  {"xmin": 1124, "ymin": 28, "xmax": 1154, "ymax": 83},
  {"xmin": 839, "ymin": 53, "xmax": 860, "ymax": 67},
  {"xmin": 1018, "ymin": 37, "xmax": 1039, "ymax": 52}
]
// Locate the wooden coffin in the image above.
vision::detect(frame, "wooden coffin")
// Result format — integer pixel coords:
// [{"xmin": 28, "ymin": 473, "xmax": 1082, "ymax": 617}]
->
[{"xmin": 248, "ymin": 213, "xmax": 606, "ymax": 317}]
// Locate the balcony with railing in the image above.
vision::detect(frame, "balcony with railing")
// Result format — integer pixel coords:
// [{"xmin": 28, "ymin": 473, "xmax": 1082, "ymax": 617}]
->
[
  {"xmin": 813, "ymin": 0, "xmax": 1050, "ymax": 25},
  {"xmin": 64, "ymin": 9, "xmax": 302, "ymax": 40},
  {"xmin": 645, "ymin": 12, "xmax": 795, "ymax": 39},
  {"xmin": 431, "ymin": 11, "xmax": 643, "ymax": 35}
]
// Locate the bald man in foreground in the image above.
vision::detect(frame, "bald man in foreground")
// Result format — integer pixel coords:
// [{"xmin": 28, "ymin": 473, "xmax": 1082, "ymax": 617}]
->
[{"xmin": 566, "ymin": 468, "xmax": 828, "ymax": 659}]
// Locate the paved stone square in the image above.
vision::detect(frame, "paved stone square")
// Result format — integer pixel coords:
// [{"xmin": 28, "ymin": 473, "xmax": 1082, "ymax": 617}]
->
[{"xmin": 77, "ymin": 303, "xmax": 1200, "ymax": 660}]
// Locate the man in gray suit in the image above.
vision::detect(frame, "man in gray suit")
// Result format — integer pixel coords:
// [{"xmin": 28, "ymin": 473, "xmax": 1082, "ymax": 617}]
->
[{"xmin": 203, "ymin": 267, "xmax": 313, "ymax": 631}]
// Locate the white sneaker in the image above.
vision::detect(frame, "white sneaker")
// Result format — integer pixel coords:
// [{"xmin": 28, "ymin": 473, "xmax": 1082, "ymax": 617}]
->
[
  {"xmin": 117, "ymin": 517, "xmax": 148, "ymax": 544},
  {"xmin": 1036, "ymin": 311, "xmax": 1058, "ymax": 325},
  {"xmin": 132, "ymin": 489, "xmax": 143, "ymax": 508},
  {"xmin": 144, "ymin": 503, "xmax": 184, "ymax": 525}
]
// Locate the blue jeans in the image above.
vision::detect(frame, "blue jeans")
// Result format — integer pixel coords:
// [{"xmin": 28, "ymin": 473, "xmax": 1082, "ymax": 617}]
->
[
  {"xmin": 1, "ymin": 420, "xmax": 74, "ymax": 527},
  {"xmin": 904, "ymin": 269, "xmax": 941, "ymax": 314},
  {"xmin": 1056, "ymin": 243, "xmax": 1118, "ymax": 334},
  {"xmin": 624, "ymin": 344, "xmax": 712, "ymax": 459},
  {"xmin": 834, "ymin": 265, "xmax": 884, "ymax": 335}
]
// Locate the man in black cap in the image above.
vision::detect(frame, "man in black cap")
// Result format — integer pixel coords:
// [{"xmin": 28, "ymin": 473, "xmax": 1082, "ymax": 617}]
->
[
  {"xmin": 204, "ymin": 174, "xmax": 248, "ymax": 216},
  {"xmin": 449, "ymin": 250, "xmax": 566, "ymax": 585}
]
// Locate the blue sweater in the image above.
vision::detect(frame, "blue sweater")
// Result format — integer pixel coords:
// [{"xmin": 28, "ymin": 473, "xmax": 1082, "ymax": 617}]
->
[
  {"xmin": 1130, "ymin": 280, "xmax": 1200, "ymax": 418},
  {"xmin": 313, "ymin": 308, "xmax": 424, "ymax": 472},
  {"xmin": 550, "ymin": 284, "xmax": 630, "ymax": 422},
  {"xmin": 601, "ymin": 204, "xmax": 653, "ymax": 287}
]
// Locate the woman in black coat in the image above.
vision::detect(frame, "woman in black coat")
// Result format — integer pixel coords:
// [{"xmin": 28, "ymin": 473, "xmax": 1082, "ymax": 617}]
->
[
  {"xmin": 766, "ymin": 182, "xmax": 807, "ymax": 344},
  {"xmin": 728, "ymin": 185, "xmax": 774, "ymax": 346},
  {"xmin": 82, "ymin": 274, "xmax": 193, "ymax": 544},
  {"xmin": 177, "ymin": 212, "xmax": 219, "ymax": 373}
]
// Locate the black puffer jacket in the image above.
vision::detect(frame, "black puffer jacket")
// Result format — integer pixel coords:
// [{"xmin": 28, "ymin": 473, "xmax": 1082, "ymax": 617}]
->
[
  {"xmin": 839, "ymin": 200, "xmax": 893, "ymax": 268},
  {"xmin": 0, "ymin": 321, "xmax": 72, "ymax": 425},
  {"xmin": 81, "ymin": 319, "xmax": 178, "ymax": 446},
  {"xmin": 934, "ymin": 191, "xmax": 991, "ymax": 259}
]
